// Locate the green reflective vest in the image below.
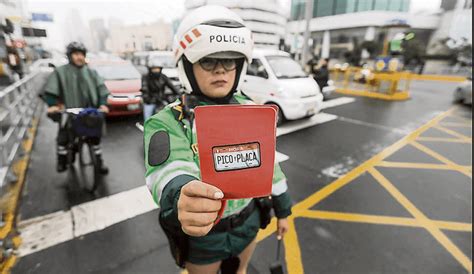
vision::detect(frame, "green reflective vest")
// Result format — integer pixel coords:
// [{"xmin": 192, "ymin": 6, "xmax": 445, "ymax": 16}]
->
[{"xmin": 144, "ymin": 92, "xmax": 292, "ymax": 219}]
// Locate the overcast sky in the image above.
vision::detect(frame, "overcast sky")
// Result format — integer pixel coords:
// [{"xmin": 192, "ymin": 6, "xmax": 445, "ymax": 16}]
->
[
  {"xmin": 26, "ymin": 0, "xmax": 443, "ymax": 27},
  {"xmin": 24, "ymin": 0, "xmax": 443, "ymax": 51}
]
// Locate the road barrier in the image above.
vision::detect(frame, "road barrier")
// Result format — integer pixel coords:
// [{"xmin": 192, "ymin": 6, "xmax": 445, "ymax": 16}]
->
[
  {"xmin": 331, "ymin": 67, "xmax": 413, "ymax": 101},
  {"xmin": 0, "ymin": 71, "xmax": 48, "ymax": 272}
]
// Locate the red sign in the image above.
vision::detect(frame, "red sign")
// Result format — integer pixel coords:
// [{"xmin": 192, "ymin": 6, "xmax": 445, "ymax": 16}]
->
[{"xmin": 195, "ymin": 105, "xmax": 277, "ymax": 199}]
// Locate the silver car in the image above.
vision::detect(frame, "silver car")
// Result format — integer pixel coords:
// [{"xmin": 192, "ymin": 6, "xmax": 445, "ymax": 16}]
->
[{"xmin": 454, "ymin": 77, "xmax": 472, "ymax": 105}]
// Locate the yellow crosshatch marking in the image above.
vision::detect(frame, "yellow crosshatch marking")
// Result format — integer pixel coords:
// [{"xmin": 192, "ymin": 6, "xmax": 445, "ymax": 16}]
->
[{"xmin": 256, "ymin": 107, "xmax": 472, "ymax": 274}]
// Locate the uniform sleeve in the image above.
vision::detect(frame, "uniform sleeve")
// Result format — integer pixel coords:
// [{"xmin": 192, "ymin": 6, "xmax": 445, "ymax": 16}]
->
[
  {"xmin": 271, "ymin": 163, "xmax": 292, "ymax": 218},
  {"xmin": 144, "ymin": 113, "xmax": 200, "ymax": 208}
]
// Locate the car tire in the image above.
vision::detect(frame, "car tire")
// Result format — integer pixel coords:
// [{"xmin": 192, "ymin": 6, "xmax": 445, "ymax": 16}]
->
[
  {"xmin": 454, "ymin": 88, "xmax": 464, "ymax": 104},
  {"xmin": 276, "ymin": 107, "xmax": 285, "ymax": 127},
  {"xmin": 266, "ymin": 103, "xmax": 285, "ymax": 127}
]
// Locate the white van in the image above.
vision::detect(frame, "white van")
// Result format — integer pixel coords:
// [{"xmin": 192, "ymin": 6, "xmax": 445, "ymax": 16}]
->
[{"xmin": 241, "ymin": 49, "xmax": 323, "ymax": 125}]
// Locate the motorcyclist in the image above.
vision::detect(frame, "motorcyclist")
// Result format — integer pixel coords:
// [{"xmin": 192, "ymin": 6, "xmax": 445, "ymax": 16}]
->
[{"xmin": 141, "ymin": 57, "xmax": 180, "ymax": 121}]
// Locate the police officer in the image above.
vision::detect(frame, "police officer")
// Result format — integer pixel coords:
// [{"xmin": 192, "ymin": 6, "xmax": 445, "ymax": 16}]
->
[
  {"xmin": 141, "ymin": 58, "xmax": 179, "ymax": 121},
  {"xmin": 144, "ymin": 6, "xmax": 292, "ymax": 274},
  {"xmin": 43, "ymin": 41, "xmax": 110, "ymax": 173}
]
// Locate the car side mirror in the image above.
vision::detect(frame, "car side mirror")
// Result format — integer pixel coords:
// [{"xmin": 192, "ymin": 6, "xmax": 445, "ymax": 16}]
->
[{"xmin": 257, "ymin": 66, "xmax": 268, "ymax": 79}]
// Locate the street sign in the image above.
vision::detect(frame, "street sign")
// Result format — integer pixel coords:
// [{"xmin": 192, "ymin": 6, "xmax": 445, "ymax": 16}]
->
[{"xmin": 31, "ymin": 13, "xmax": 54, "ymax": 22}]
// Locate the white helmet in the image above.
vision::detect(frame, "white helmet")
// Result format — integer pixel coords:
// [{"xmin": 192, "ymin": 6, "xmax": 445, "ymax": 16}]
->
[{"xmin": 173, "ymin": 5, "xmax": 254, "ymax": 95}]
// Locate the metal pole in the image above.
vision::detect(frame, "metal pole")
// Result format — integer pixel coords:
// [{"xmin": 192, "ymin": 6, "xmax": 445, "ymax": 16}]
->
[{"xmin": 301, "ymin": 0, "xmax": 314, "ymax": 66}]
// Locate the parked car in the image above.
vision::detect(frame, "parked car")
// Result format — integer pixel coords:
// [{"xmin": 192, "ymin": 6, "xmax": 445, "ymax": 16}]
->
[
  {"xmin": 453, "ymin": 76, "xmax": 472, "ymax": 105},
  {"xmin": 29, "ymin": 57, "xmax": 68, "ymax": 72},
  {"xmin": 88, "ymin": 59, "xmax": 143, "ymax": 117},
  {"xmin": 241, "ymin": 49, "xmax": 323, "ymax": 125}
]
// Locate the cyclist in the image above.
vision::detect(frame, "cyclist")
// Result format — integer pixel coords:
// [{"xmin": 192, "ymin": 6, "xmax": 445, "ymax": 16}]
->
[{"xmin": 42, "ymin": 41, "xmax": 110, "ymax": 174}]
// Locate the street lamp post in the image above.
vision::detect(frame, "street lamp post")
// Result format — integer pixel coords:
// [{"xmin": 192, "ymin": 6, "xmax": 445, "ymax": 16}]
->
[{"xmin": 301, "ymin": 0, "xmax": 313, "ymax": 66}]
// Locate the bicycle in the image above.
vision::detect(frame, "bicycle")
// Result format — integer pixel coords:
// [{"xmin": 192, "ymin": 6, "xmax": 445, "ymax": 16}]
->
[{"xmin": 48, "ymin": 108, "xmax": 105, "ymax": 192}]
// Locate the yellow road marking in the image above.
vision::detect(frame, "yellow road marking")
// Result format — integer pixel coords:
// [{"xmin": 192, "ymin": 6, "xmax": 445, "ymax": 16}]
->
[
  {"xmin": 410, "ymin": 74, "xmax": 467, "ymax": 82},
  {"xmin": 253, "ymin": 107, "xmax": 473, "ymax": 273},
  {"xmin": 446, "ymin": 114, "xmax": 472, "ymax": 124},
  {"xmin": 439, "ymin": 122, "xmax": 472, "ymax": 128},
  {"xmin": 369, "ymin": 167, "xmax": 472, "ymax": 273},
  {"xmin": 0, "ymin": 255, "xmax": 17, "ymax": 274},
  {"xmin": 377, "ymin": 161, "xmax": 471, "ymax": 171},
  {"xmin": 410, "ymin": 141, "xmax": 472, "ymax": 177},
  {"xmin": 299, "ymin": 210, "xmax": 471, "ymax": 232},
  {"xmin": 433, "ymin": 125, "xmax": 472, "ymax": 141},
  {"xmin": 284, "ymin": 217, "xmax": 304, "ymax": 274},
  {"xmin": 335, "ymin": 88, "xmax": 410, "ymax": 101},
  {"xmin": 256, "ymin": 218, "xmax": 278, "ymax": 242},
  {"xmin": 1, "ymin": 119, "xmax": 40, "ymax": 274},
  {"xmin": 417, "ymin": 137, "xmax": 472, "ymax": 144}
]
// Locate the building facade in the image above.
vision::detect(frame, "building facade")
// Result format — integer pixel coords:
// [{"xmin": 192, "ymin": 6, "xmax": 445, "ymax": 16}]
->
[
  {"xmin": 287, "ymin": 0, "xmax": 442, "ymax": 61},
  {"xmin": 185, "ymin": 0, "xmax": 288, "ymax": 48},
  {"xmin": 106, "ymin": 20, "xmax": 173, "ymax": 54},
  {"xmin": 428, "ymin": 0, "xmax": 472, "ymax": 54}
]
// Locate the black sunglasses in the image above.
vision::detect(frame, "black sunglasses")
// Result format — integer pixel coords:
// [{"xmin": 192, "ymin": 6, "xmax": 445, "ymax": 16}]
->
[{"xmin": 198, "ymin": 58, "xmax": 237, "ymax": 71}]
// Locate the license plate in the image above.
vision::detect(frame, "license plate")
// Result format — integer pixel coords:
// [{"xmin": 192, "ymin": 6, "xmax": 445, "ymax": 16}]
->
[
  {"xmin": 127, "ymin": 103, "xmax": 140, "ymax": 111},
  {"xmin": 212, "ymin": 142, "xmax": 261, "ymax": 172}
]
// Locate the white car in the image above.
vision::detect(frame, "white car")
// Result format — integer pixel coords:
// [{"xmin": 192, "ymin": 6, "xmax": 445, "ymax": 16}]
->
[
  {"xmin": 454, "ymin": 77, "xmax": 472, "ymax": 105},
  {"xmin": 29, "ymin": 57, "xmax": 68, "ymax": 72},
  {"xmin": 241, "ymin": 49, "xmax": 323, "ymax": 125}
]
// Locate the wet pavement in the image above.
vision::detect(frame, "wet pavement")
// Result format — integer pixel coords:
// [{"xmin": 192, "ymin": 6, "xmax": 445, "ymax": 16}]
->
[{"xmin": 13, "ymin": 80, "xmax": 472, "ymax": 274}]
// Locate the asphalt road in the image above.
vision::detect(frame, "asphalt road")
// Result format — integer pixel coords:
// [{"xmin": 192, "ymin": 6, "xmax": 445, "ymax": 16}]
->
[{"xmin": 14, "ymin": 80, "xmax": 472, "ymax": 274}]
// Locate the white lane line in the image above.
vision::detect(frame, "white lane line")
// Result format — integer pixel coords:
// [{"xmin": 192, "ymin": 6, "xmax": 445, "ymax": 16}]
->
[
  {"xmin": 72, "ymin": 186, "xmax": 156, "ymax": 237},
  {"xmin": 338, "ymin": 116, "xmax": 410, "ymax": 135},
  {"xmin": 18, "ymin": 150, "xmax": 291, "ymax": 257},
  {"xmin": 275, "ymin": 151, "xmax": 290, "ymax": 163},
  {"xmin": 321, "ymin": 97, "xmax": 355, "ymax": 109},
  {"xmin": 18, "ymin": 186, "xmax": 158, "ymax": 257},
  {"xmin": 135, "ymin": 122, "xmax": 144, "ymax": 132},
  {"xmin": 18, "ymin": 210, "xmax": 74, "ymax": 257},
  {"xmin": 277, "ymin": 112, "xmax": 338, "ymax": 137}
]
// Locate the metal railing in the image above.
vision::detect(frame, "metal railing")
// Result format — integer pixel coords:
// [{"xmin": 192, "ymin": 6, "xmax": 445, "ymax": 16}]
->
[
  {"xmin": 0, "ymin": 71, "xmax": 49, "ymax": 270},
  {"xmin": 0, "ymin": 72, "xmax": 46, "ymax": 189}
]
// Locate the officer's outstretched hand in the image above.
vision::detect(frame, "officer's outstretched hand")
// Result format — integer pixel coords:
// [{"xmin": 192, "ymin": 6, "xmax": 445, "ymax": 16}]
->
[{"xmin": 178, "ymin": 180, "xmax": 224, "ymax": 237}]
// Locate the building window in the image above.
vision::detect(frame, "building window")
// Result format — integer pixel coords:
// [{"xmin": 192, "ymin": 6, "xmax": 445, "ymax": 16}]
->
[
  {"xmin": 357, "ymin": 0, "xmax": 374, "ymax": 11},
  {"xmin": 314, "ymin": 0, "xmax": 335, "ymax": 17},
  {"xmin": 373, "ymin": 0, "xmax": 390, "ymax": 10},
  {"xmin": 290, "ymin": 0, "xmax": 306, "ymax": 20},
  {"xmin": 388, "ymin": 0, "xmax": 402, "ymax": 11}
]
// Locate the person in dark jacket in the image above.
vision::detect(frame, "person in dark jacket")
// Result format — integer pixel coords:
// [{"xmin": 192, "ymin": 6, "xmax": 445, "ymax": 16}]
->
[
  {"xmin": 141, "ymin": 58, "xmax": 180, "ymax": 121},
  {"xmin": 313, "ymin": 58, "xmax": 330, "ymax": 90}
]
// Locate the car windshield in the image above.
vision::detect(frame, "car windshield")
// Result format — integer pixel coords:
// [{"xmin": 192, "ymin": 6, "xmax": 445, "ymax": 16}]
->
[
  {"xmin": 266, "ymin": 55, "xmax": 307, "ymax": 79},
  {"xmin": 148, "ymin": 55, "xmax": 175, "ymax": 68},
  {"xmin": 93, "ymin": 64, "xmax": 141, "ymax": 80}
]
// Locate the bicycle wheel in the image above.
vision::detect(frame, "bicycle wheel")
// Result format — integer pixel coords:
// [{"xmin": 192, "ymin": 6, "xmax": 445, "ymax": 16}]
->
[{"xmin": 78, "ymin": 141, "xmax": 100, "ymax": 192}]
